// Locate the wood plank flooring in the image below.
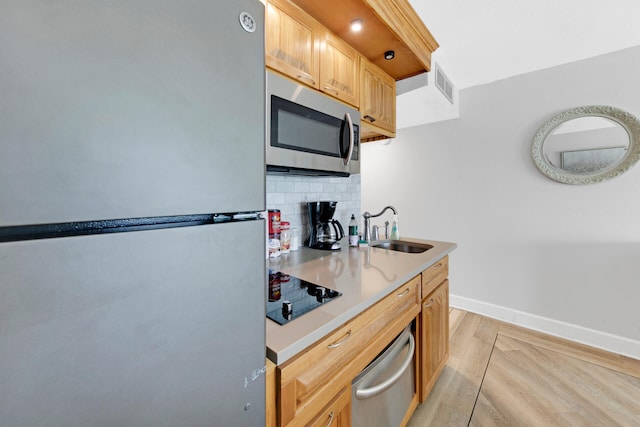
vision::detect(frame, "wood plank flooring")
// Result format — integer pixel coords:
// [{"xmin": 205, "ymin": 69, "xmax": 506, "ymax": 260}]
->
[{"xmin": 408, "ymin": 309, "xmax": 640, "ymax": 427}]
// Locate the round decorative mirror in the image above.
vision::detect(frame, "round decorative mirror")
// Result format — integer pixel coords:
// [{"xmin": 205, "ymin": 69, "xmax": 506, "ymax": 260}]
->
[{"xmin": 531, "ymin": 105, "xmax": 640, "ymax": 184}]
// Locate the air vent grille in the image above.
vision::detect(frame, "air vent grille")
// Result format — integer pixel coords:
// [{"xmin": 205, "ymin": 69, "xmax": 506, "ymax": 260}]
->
[{"xmin": 435, "ymin": 64, "xmax": 454, "ymax": 104}]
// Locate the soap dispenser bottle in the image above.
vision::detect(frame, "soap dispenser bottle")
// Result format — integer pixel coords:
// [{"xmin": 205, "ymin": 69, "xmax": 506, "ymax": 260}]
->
[
  {"xmin": 390, "ymin": 215, "xmax": 399, "ymax": 240},
  {"xmin": 348, "ymin": 214, "xmax": 359, "ymax": 247}
]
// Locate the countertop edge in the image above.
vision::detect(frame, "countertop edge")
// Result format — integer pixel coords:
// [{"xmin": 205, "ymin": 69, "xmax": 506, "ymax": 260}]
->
[{"xmin": 267, "ymin": 239, "xmax": 457, "ymax": 365}]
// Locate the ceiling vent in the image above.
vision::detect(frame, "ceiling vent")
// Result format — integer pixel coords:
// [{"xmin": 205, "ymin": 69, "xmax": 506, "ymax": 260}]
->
[{"xmin": 434, "ymin": 63, "xmax": 454, "ymax": 104}]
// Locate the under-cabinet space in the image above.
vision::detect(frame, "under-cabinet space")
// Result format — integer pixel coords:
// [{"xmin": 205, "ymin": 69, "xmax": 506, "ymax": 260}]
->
[{"xmin": 288, "ymin": 0, "xmax": 439, "ymax": 80}]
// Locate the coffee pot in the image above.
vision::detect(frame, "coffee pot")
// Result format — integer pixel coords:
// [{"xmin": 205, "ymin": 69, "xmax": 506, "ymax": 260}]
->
[{"xmin": 306, "ymin": 201, "xmax": 344, "ymax": 250}]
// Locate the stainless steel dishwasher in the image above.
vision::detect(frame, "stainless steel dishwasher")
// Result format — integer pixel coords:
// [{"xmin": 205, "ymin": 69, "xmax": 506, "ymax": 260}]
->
[{"xmin": 352, "ymin": 324, "xmax": 416, "ymax": 427}]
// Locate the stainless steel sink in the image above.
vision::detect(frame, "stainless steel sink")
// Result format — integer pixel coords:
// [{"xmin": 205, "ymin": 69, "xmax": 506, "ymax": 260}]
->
[{"xmin": 370, "ymin": 240, "xmax": 433, "ymax": 253}]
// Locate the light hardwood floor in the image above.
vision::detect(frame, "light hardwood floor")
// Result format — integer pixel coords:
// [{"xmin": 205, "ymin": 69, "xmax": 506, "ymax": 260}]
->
[{"xmin": 408, "ymin": 309, "xmax": 640, "ymax": 427}]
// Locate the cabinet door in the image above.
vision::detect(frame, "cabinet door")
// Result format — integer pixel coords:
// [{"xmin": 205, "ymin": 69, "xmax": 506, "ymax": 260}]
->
[
  {"xmin": 360, "ymin": 57, "xmax": 396, "ymax": 134},
  {"xmin": 266, "ymin": 359, "xmax": 277, "ymax": 427},
  {"xmin": 265, "ymin": 0, "xmax": 319, "ymax": 88},
  {"xmin": 420, "ymin": 279, "xmax": 449, "ymax": 402},
  {"xmin": 319, "ymin": 31, "xmax": 359, "ymax": 107}
]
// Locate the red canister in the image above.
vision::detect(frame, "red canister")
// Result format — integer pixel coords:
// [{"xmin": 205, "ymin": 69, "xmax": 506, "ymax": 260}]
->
[
  {"xmin": 268, "ymin": 209, "xmax": 281, "ymax": 237},
  {"xmin": 268, "ymin": 210, "xmax": 281, "ymax": 258}
]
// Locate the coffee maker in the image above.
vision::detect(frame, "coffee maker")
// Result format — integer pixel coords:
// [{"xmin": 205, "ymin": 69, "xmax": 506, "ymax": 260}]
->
[{"xmin": 306, "ymin": 201, "xmax": 344, "ymax": 250}]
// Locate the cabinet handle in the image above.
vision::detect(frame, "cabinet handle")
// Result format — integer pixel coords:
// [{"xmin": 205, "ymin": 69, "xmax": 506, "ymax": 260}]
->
[
  {"xmin": 323, "ymin": 86, "xmax": 339, "ymax": 94},
  {"xmin": 433, "ymin": 262, "xmax": 443, "ymax": 270},
  {"xmin": 396, "ymin": 288, "xmax": 410, "ymax": 298},
  {"xmin": 355, "ymin": 332, "xmax": 415, "ymax": 399},
  {"xmin": 424, "ymin": 298, "xmax": 435, "ymax": 308},
  {"xmin": 327, "ymin": 330, "xmax": 351, "ymax": 349},
  {"xmin": 363, "ymin": 114, "xmax": 376, "ymax": 123},
  {"xmin": 296, "ymin": 74, "xmax": 316, "ymax": 85},
  {"xmin": 325, "ymin": 411, "xmax": 335, "ymax": 427},
  {"xmin": 344, "ymin": 113, "xmax": 355, "ymax": 167}
]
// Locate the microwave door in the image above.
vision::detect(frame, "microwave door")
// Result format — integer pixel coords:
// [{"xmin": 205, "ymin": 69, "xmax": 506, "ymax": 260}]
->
[{"xmin": 266, "ymin": 70, "xmax": 361, "ymax": 175}]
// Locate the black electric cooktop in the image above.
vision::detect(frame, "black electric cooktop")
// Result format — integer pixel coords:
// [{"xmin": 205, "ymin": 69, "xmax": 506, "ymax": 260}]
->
[{"xmin": 267, "ymin": 270, "xmax": 342, "ymax": 325}]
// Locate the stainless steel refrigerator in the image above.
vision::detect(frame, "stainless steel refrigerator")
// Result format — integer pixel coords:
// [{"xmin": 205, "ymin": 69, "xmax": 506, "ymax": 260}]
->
[{"xmin": 0, "ymin": 1, "xmax": 266, "ymax": 426}]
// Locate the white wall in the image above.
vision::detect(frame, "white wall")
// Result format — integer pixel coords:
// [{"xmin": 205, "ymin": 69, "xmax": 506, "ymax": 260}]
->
[{"xmin": 362, "ymin": 46, "xmax": 640, "ymax": 358}]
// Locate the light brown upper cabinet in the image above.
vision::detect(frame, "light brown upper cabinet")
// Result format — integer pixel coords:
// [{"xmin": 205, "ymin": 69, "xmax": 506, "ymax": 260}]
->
[
  {"xmin": 319, "ymin": 31, "xmax": 359, "ymax": 107},
  {"xmin": 265, "ymin": 0, "xmax": 320, "ymax": 89},
  {"xmin": 267, "ymin": 0, "xmax": 439, "ymax": 142},
  {"xmin": 266, "ymin": 0, "xmax": 359, "ymax": 107},
  {"xmin": 360, "ymin": 56, "xmax": 396, "ymax": 137}
]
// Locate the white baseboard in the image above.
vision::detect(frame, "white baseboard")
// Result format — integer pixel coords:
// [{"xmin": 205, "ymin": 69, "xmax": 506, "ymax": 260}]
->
[{"xmin": 450, "ymin": 294, "xmax": 640, "ymax": 360}]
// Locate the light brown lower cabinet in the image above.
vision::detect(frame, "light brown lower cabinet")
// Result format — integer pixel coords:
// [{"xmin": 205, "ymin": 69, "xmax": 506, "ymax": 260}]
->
[
  {"xmin": 267, "ymin": 359, "xmax": 277, "ymax": 427},
  {"xmin": 269, "ymin": 254, "xmax": 452, "ymax": 426},
  {"xmin": 419, "ymin": 279, "xmax": 449, "ymax": 400},
  {"xmin": 275, "ymin": 277, "xmax": 420, "ymax": 427},
  {"xmin": 419, "ymin": 256, "xmax": 450, "ymax": 402}
]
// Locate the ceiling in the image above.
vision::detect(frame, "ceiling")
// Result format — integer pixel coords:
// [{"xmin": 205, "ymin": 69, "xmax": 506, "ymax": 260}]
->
[
  {"xmin": 395, "ymin": 0, "xmax": 640, "ymax": 129},
  {"xmin": 409, "ymin": 0, "xmax": 640, "ymax": 89}
]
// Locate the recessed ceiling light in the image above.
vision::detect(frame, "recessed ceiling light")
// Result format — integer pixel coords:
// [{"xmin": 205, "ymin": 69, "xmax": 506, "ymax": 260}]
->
[{"xmin": 350, "ymin": 19, "xmax": 363, "ymax": 32}]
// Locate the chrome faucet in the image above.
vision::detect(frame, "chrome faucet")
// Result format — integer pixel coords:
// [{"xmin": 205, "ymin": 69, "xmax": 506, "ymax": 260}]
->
[
  {"xmin": 371, "ymin": 221, "xmax": 389, "ymax": 241},
  {"xmin": 362, "ymin": 206, "xmax": 397, "ymax": 243}
]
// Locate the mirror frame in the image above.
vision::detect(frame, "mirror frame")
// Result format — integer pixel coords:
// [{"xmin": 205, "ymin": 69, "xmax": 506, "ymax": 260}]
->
[{"xmin": 531, "ymin": 105, "xmax": 640, "ymax": 184}]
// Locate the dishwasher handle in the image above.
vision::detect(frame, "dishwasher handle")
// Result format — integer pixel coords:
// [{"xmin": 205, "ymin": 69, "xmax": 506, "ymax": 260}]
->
[{"xmin": 354, "ymin": 332, "xmax": 415, "ymax": 400}]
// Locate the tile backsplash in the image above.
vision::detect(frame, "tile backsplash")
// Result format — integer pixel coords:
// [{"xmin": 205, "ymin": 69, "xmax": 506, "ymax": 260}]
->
[{"xmin": 266, "ymin": 174, "xmax": 361, "ymax": 243}]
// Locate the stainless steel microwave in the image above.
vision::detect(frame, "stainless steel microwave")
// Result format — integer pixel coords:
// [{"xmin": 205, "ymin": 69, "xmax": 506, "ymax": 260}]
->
[{"xmin": 266, "ymin": 71, "xmax": 360, "ymax": 176}]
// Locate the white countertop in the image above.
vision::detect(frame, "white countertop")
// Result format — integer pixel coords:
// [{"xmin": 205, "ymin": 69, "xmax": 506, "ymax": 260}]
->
[{"xmin": 266, "ymin": 237, "xmax": 457, "ymax": 365}]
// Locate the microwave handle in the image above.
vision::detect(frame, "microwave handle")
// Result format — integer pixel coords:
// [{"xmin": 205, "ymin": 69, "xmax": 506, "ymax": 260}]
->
[{"xmin": 343, "ymin": 113, "xmax": 355, "ymax": 166}]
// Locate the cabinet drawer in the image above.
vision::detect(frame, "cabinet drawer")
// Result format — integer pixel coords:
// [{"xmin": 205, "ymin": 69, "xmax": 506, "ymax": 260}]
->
[
  {"xmin": 307, "ymin": 386, "xmax": 351, "ymax": 427},
  {"xmin": 278, "ymin": 276, "xmax": 420, "ymax": 426},
  {"xmin": 421, "ymin": 256, "xmax": 448, "ymax": 298}
]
